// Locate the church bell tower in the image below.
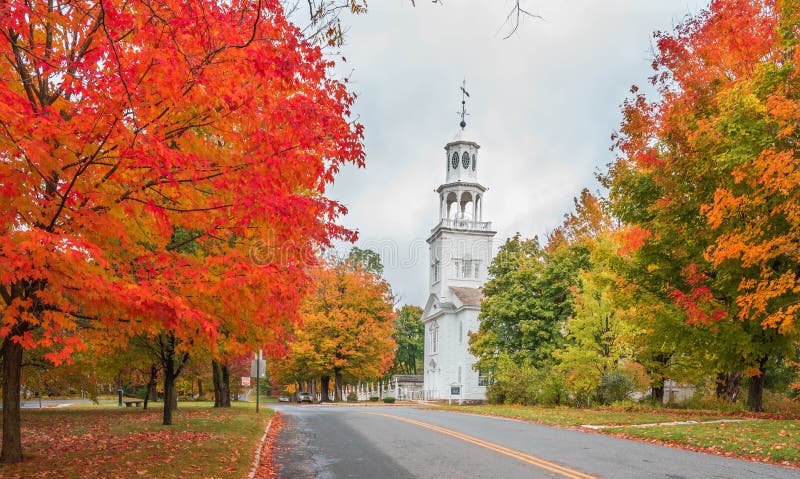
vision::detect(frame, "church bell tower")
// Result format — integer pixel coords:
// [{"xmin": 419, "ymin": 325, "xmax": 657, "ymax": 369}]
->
[{"xmin": 422, "ymin": 83, "xmax": 496, "ymax": 401}]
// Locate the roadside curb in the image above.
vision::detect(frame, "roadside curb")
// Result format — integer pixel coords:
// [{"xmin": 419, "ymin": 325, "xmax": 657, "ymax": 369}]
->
[{"xmin": 247, "ymin": 413, "xmax": 276, "ymax": 479}]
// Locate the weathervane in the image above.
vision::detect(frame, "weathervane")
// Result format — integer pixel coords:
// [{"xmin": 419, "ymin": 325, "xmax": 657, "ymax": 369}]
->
[{"xmin": 459, "ymin": 79, "xmax": 470, "ymax": 130}]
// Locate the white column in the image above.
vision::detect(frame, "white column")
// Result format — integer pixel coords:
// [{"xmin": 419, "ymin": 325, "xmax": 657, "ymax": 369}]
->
[{"xmin": 472, "ymin": 198, "xmax": 476, "ymax": 222}]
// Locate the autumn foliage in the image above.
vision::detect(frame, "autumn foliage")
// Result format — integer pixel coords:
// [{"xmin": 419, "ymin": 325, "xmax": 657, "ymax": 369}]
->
[
  {"xmin": 605, "ymin": 0, "xmax": 800, "ymax": 411},
  {"xmin": 1, "ymin": 0, "xmax": 362, "ymax": 462},
  {"xmin": 471, "ymin": 0, "xmax": 800, "ymax": 413},
  {"xmin": 270, "ymin": 255, "xmax": 396, "ymax": 401}
]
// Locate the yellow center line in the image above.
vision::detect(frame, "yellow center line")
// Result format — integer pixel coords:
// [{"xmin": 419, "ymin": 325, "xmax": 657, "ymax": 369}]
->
[{"xmin": 364, "ymin": 412, "xmax": 597, "ymax": 479}]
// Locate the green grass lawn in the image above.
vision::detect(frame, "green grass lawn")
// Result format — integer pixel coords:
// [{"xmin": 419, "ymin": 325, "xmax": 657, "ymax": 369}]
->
[
  {"xmin": 0, "ymin": 401, "xmax": 272, "ymax": 479},
  {"xmin": 605, "ymin": 420, "xmax": 800, "ymax": 466},
  {"xmin": 434, "ymin": 404, "xmax": 800, "ymax": 466},
  {"xmin": 434, "ymin": 403, "xmax": 734, "ymax": 426}
]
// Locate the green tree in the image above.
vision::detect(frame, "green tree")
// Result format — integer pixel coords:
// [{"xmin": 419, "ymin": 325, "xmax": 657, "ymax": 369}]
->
[
  {"xmin": 347, "ymin": 247, "xmax": 385, "ymax": 275},
  {"xmin": 470, "ymin": 234, "xmax": 585, "ymax": 372},
  {"xmin": 390, "ymin": 305, "xmax": 424, "ymax": 375}
]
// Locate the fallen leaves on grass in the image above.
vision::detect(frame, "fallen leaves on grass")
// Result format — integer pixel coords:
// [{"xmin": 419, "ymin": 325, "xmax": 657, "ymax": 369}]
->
[
  {"xmin": 603, "ymin": 420, "xmax": 800, "ymax": 469},
  {"xmin": 0, "ymin": 403, "xmax": 271, "ymax": 479}
]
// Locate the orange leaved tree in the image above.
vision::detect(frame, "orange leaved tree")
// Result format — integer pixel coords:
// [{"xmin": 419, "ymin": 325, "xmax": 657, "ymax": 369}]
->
[
  {"xmin": 272, "ymin": 253, "xmax": 396, "ymax": 401},
  {"xmin": 605, "ymin": 0, "xmax": 798, "ymax": 411},
  {"xmin": 0, "ymin": 0, "xmax": 362, "ymax": 462}
]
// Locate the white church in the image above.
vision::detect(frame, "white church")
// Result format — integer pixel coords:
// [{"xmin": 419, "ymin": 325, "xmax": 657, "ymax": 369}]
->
[{"xmin": 421, "ymin": 104, "xmax": 496, "ymax": 402}]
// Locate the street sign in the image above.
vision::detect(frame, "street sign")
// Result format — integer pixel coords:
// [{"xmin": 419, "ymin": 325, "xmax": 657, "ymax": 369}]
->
[
  {"xmin": 450, "ymin": 386, "xmax": 461, "ymax": 396},
  {"xmin": 250, "ymin": 359, "xmax": 266, "ymax": 378},
  {"xmin": 242, "ymin": 377, "xmax": 251, "ymax": 387}
]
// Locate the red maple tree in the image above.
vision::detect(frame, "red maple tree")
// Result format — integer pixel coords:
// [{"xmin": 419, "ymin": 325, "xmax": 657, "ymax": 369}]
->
[{"xmin": 0, "ymin": 0, "xmax": 362, "ymax": 462}]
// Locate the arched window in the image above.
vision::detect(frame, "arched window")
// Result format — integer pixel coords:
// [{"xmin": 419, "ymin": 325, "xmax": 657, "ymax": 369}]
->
[
  {"xmin": 472, "ymin": 153, "xmax": 476, "ymax": 171},
  {"xmin": 430, "ymin": 321, "xmax": 439, "ymax": 353},
  {"xmin": 446, "ymin": 192, "xmax": 458, "ymax": 219},
  {"xmin": 461, "ymin": 151, "xmax": 470, "ymax": 169}
]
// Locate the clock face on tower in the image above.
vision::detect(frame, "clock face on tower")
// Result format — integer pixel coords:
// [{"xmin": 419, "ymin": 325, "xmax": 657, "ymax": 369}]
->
[
  {"xmin": 451, "ymin": 152, "xmax": 459, "ymax": 169},
  {"xmin": 462, "ymin": 151, "xmax": 470, "ymax": 169}
]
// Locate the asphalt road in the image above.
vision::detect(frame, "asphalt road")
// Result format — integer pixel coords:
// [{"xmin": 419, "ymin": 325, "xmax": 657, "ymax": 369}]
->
[{"xmin": 270, "ymin": 404, "xmax": 798, "ymax": 479}]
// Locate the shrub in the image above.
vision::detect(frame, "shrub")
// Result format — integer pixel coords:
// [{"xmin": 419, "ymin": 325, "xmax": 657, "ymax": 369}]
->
[
  {"xmin": 382, "ymin": 397, "xmax": 396, "ymax": 403},
  {"xmin": 486, "ymin": 355, "xmax": 568, "ymax": 406},
  {"xmin": 762, "ymin": 391, "xmax": 800, "ymax": 414},
  {"xmin": 346, "ymin": 391, "xmax": 358, "ymax": 402},
  {"xmin": 596, "ymin": 370, "xmax": 634, "ymax": 405},
  {"xmin": 369, "ymin": 396, "xmax": 380, "ymax": 402}
]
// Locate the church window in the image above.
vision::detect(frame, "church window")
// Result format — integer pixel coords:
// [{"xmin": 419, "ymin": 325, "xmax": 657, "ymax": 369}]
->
[
  {"xmin": 451, "ymin": 152, "xmax": 459, "ymax": 169},
  {"xmin": 430, "ymin": 321, "xmax": 439, "ymax": 353},
  {"xmin": 432, "ymin": 260, "xmax": 441, "ymax": 283},
  {"xmin": 462, "ymin": 259, "xmax": 472, "ymax": 278},
  {"xmin": 478, "ymin": 373, "xmax": 490, "ymax": 387},
  {"xmin": 461, "ymin": 151, "xmax": 470, "ymax": 169},
  {"xmin": 472, "ymin": 153, "xmax": 476, "ymax": 171},
  {"xmin": 473, "ymin": 260, "xmax": 480, "ymax": 279}
]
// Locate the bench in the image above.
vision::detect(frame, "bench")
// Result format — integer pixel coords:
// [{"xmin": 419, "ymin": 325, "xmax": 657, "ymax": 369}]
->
[{"xmin": 124, "ymin": 400, "xmax": 143, "ymax": 407}]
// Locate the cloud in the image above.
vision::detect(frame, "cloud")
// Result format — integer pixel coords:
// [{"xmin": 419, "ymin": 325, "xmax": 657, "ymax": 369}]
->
[{"xmin": 328, "ymin": 0, "xmax": 706, "ymax": 306}]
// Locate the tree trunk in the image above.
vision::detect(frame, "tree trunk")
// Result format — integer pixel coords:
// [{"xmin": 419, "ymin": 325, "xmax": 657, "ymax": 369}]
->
[
  {"xmin": 1, "ymin": 336, "xmax": 24, "ymax": 463},
  {"xmin": 651, "ymin": 385, "xmax": 664, "ymax": 404},
  {"xmin": 715, "ymin": 371, "xmax": 742, "ymax": 403},
  {"xmin": 212, "ymin": 361, "xmax": 222, "ymax": 407},
  {"xmin": 747, "ymin": 358, "xmax": 768, "ymax": 412},
  {"xmin": 197, "ymin": 378, "xmax": 204, "ymax": 397},
  {"xmin": 143, "ymin": 365, "xmax": 158, "ymax": 410},
  {"xmin": 160, "ymin": 333, "xmax": 188, "ymax": 425},
  {"xmin": 163, "ymin": 353, "xmax": 176, "ymax": 426},
  {"xmin": 334, "ymin": 369, "xmax": 343, "ymax": 402},
  {"xmin": 320, "ymin": 375, "xmax": 330, "ymax": 402},
  {"xmin": 221, "ymin": 362, "xmax": 231, "ymax": 407}
]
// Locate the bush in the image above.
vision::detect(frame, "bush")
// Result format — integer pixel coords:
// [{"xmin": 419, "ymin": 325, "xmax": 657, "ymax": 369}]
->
[
  {"xmin": 346, "ymin": 391, "xmax": 358, "ymax": 402},
  {"xmin": 369, "ymin": 396, "xmax": 380, "ymax": 402},
  {"xmin": 762, "ymin": 391, "xmax": 800, "ymax": 414},
  {"xmin": 382, "ymin": 397, "xmax": 396, "ymax": 403},
  {"xmin": 486, "ymin": 355, "xmax": 567, "ymax": 406},
  {"xmin": 596, "ymin": 370, "xmax": 634, "ymax": 405}
]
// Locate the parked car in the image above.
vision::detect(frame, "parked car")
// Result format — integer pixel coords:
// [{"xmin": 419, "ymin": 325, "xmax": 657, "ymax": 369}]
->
[
  {"xmin": 278, "ymin": 395, "xmax": 290, "ymax": 402},
  {"xmin": 297, "ymin": 392, "xmax": 312, "ymax": 403}
]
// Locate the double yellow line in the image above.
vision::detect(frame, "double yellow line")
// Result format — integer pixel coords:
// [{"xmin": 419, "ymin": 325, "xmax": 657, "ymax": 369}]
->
[{"xmin": 365, "ymin": 412, "xmax": 596, "ymax": 479}]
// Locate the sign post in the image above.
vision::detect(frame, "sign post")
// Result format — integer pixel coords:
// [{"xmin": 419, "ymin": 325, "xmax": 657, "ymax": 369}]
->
[
  {"xmin": 256, "ymin": 350, "xmax": 260, "ymax": 413},
  {"xmin": 449, "ymin": 385, "xmax": 461, "ymax": 406},
  {"xmin": 250, "ymin": 352, "xmax": 266, "ymax": 413}
]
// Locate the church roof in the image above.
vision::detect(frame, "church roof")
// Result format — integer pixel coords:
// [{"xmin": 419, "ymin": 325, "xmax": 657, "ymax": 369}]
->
[
  {"xmin": 446, "ymin": 128, "xmax": 480, "ymax": 148},
  {"xmin": 450, "ymin": 287, "xmax": 483, "ymax": 307}
]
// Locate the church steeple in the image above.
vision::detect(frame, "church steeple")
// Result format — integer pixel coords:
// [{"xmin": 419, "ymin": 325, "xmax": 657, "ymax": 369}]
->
[
  {"xmin": 422, "ymin": 86, "xmax": 498, "ymax": 402},
  {"xmin": 444, "ymin": 80, "xmax": 480, "ymax": 185},
  {"xmin": 427, "ymin": 84, "xmax": 495, "ymax": 295}
]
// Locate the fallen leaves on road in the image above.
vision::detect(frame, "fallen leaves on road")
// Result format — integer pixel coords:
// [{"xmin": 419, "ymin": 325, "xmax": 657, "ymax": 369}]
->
[{"xmin": 251, "ymin": 413, "xmax": 283, "ymax": 479}]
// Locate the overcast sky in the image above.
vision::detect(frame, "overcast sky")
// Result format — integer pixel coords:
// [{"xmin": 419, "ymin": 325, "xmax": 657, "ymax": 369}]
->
[{"xmin": 326, "ymin": 0, "xmax": 706, "ymax": 307}]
